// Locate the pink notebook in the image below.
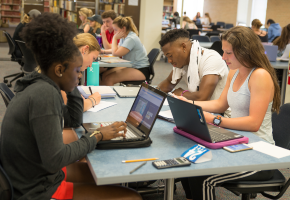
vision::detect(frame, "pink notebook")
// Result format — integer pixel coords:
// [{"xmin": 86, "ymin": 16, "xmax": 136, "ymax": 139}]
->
[{"xmin": 173, "ymin": 126, "xmax": 249, "ymax": 149}]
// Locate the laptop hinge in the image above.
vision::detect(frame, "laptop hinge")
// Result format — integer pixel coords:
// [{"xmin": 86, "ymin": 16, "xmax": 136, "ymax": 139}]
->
[{"xmin": 127, "ymin": 122, "xmax": 146, "ymax": 138}]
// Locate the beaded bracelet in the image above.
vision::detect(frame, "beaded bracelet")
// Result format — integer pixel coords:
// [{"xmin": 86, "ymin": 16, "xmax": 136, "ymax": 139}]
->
[{"xmin": 91, "ymin": 97, "xmax": 97, "ymax": 105}]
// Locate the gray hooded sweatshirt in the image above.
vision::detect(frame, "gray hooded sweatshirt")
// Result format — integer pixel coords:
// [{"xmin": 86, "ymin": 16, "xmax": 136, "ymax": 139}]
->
[{"xmin": 0, "ymin": 72, "xmax": 97, "ymax": 200}]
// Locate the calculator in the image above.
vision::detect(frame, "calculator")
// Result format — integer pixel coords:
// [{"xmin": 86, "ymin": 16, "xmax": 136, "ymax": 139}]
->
[{"xmin": 152, "ymin": 157, "xmax": 191, "ymax": 169}]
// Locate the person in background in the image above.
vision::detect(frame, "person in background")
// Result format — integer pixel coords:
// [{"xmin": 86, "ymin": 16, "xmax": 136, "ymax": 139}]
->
[
  {"xmin": 183, "ymin": 11, "xmax": 187, "ymax": 16},
  {"xmin": 157, "ymin": 29, "xmax": 229, "ymax": 117},
  {"xmin": 273, "ymin": 24, "xmax": 290, "ymax": 59},
  {"xmin": 79, "ymin": 7, "xmax": 93, "ymax": 33},
  {"xmin": 12, "ymin": 9, "xmax": 41, "ymax": 64},
  {"xmin": 267, "ymin": 19, "xmax": 281, "ymax": 42},
  {"xmin": 172, "ymin": 12, "xmax": 180, "ymax": 26},
  {"xmin": 193, "ymin": 12, "xmax": 200, "ymax": 22},
  {"xmin": 13, "ymin": 9, "xmax": 41, "ymax": 41},
  {"xmin": 101, "ymin": 16, "xmax": 150, "ymax": 86},
  {"xmin": 179, "ymin": 26, "xmax": 280, "ymax": 200},
  {"xmin": 182, "ymin": 16, "xmax": 198, "ymax": 29},
  {"xmin": 100, "ymin": 10, "xmax": 118, "ymax": 51},
  {"xmin": 251, "ymin": 19, "xmax": 268, "ymax": 42},
  {"xmin": 0, "ymin": 12, "xmax": 142, "ymax": 200},
  {"xmin": 202, "ymin": 13, "xmax": 211, "ymax": 25},
  {"xmin": 60, "ymin": 33, "xmax": 101, "ymax": 112},
  {"xmin": 88, "ymin": 14, "xmax": 102, "ymax": 35}
]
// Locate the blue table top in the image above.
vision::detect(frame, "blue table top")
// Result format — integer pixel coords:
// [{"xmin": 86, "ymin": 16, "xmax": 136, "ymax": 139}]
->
[{"xmin": 77, "ymin": 91, "xmax": 290, "ymax": 185}]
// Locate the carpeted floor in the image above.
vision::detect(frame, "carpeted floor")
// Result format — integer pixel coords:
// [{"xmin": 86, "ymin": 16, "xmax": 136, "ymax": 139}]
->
[{"xmin": 1, "ymin": 43, "xmax": 290, "ymax": 200}]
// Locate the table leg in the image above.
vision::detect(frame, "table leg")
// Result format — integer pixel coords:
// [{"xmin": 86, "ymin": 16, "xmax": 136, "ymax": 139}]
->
[
  {"xmin": 164, "ymin": 178, "xmax": 174, "ymax": 200},
  {"xmin": 281, "ymin": 69, "xmax": 287, "ymax": 105}
]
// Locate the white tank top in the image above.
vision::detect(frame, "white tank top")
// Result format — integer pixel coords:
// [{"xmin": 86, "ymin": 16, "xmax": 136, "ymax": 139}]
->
[{"xmin": 227, "ymin": 68, "xmax": 275, "ymax": 144}]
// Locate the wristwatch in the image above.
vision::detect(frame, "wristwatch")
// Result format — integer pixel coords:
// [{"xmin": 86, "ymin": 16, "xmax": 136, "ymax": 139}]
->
[{"xmin": 213, "ymin": 115, "xmax": 222, "ymax": 126}]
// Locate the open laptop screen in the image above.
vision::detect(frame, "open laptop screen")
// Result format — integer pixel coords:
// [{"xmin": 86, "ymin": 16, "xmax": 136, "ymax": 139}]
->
[{"xmin": 126, "ymin": 86, "xmax": 164, "ymax": 135}]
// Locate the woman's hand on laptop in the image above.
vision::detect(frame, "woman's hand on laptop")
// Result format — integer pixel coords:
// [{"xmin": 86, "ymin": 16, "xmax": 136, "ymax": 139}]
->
[
  {"xmin": 176, "ymin": 95, "xmax": 194, "ymax": 104},
  {"xmin": 98, "ymin": 121, "xmax": 127, "ymax": 140}
]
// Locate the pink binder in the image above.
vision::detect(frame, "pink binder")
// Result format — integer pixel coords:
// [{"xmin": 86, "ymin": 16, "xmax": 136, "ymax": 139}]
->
[{"xmin": 173, "ymin": 126, "xmax": 249, "ymax": 149}]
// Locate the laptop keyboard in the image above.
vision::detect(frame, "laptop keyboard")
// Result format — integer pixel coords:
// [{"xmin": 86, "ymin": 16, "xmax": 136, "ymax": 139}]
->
[
  {"xmin": 209, "ymin": 129, "xmax": 234, "ymax": 143},
  {"xmin": 101, "ymin": 122, "xmax": 138, "ymax": 140}
]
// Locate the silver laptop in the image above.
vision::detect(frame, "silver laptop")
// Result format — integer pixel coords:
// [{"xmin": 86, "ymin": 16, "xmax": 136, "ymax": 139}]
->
[
  {"xmin": 83, "ymin": 83, "xmax": 167, "ymax": 144},
  {"xmin": 113, "ymin": 86, "xmax": 140, "ymax": 98},
  {"xmin": 263, "ymin": 44, "xmax": 278, "ymax": 62}
]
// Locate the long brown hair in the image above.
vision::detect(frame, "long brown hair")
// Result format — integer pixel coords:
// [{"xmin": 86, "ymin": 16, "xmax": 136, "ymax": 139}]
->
[
  {"xmin": 221, "ymin": 26, "xmax": 280, "ymax": 113},
  {"xmin": 205, "ymin": 13, "xmax": 211, "ymax": 23},
  {"xmin": 113, "ymin": 16, "xmax": 138, "ymax": 36},
  {"xmin": 273, "ymin": 24, "xmax": 290, "ymax": 51}
]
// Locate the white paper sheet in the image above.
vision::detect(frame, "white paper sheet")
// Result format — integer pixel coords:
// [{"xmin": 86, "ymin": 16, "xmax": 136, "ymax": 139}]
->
[
  {"xmin": 81, "ymin": 86, "xmax": 115, "ymax": 95},
  {"xmin": 159, "ymin": 110, "xmax": 173, "ymax": 120},
  {"xmin": 248, "ymin": 141, "xmax": 290, "ymax": 159},
  {"xmin": 87, "ymin": 101, "xmax": 117, "ymax": 112},
  {"xmin": 163, "ymin": 99, "xmax": 169, "ymax": 106}
]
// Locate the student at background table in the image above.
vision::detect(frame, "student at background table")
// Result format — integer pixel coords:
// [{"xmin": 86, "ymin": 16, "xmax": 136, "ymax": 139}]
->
[
  {"xmin": 0, "ymin": 12, "xmax": 142, "ymax": 200},
  {"xmin": 157, "ymin": 29, "xmax": 229, "ymax": 116},
  {"xmin": 78, "ymin": 7, "xmax": 93, "ymax": 33},
  {"xmin": 266, "ymin": 19, "xmax": 281, "ymax": 42},
  {"xmin": 100, "ymin": 16, "xmax": 150, "ymax": 86},
  {"xmin": 100, "ymin": 10, "xmax": 118, "ymax": 51},
  {"xmin": 88, "ymin": 14, "xmax": 102, "ymax": 35},
  {"xmin": 61, "ymin": 33, "xmax": 102, "ymax": 112},
  {"xmin": 193, "ymin": 12, "xmax": 201, "ymax": 24},
  {"xmin": 182, "ymin": 16, "xmax": 198, "ymax": 30},
  {"xmin": 251, "ymin": 19, "xmax": 268, "ymax": 42},
  {"xmin": 178, "ymin": 26, "xmax": 280, "ymax": 200},
  {"xmin": 273, "ymin": 24, "xmax": 290, "ymax": 60}
]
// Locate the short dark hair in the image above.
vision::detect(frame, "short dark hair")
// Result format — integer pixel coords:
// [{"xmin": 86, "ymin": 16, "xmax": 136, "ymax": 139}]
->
[
  {"xmin": 267, "ymin": 19, "xmax": 275, "ymax": 25},
  {"xmin": 101, "ymin": 10, "xmax": 117, "ymax": 20},
  {"xmin": 173, "ymin": 12, "xmax": 179, "ymax": 17},
  {"xmin": 159, "ymin": 29, "xmax": 189, "ymax": 47},
  {"xmin": 20, "ymin": 12, "xmax": 80, "ymax": 73}
]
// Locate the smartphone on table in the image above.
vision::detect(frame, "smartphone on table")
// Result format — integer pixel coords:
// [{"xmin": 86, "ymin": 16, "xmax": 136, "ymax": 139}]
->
[{"xmin": 223, "ymin": 144, "xmax": 253, "ymax": 153}]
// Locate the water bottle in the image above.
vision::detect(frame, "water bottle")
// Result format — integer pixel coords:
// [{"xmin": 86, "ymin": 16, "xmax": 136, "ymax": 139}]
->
[
  {"xmin": 96, "ymin": 34, "xmax": 102, "ymax": 48},
  {"xmin": 86, "ymin": 62, "xmax": 99, "ymax": 86}
]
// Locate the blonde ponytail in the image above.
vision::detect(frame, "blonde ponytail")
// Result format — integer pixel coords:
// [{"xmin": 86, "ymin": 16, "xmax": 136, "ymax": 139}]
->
[
  {"xmin": 113, "ymin": 16, "xmax": 138, "ymax": 36},
  {"xmin": 79, "ymin": 7, "xmax": 93, "ymax": 22}
]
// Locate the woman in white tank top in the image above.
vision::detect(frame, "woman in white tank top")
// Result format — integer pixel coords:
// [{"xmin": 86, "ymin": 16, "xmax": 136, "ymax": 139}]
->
[{"xmin": 179, "ymin": 26, "xmax": 281, "ymax": 200}]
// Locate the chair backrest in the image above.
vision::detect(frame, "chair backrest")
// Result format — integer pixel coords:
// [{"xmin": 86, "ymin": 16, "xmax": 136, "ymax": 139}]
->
[
  {"xmin": 0, "ymin": 163, "xmax": 13, "ymax": 200},
  {"xmin": 196, "ymin": 24, "xmax": 202, "ymax": 29},
  {"xmin": 210, "ymin": 36, "xmax": 221, "ymax": 42},
  {"xmin": 209, "ymin": 41, "xmax": 223, "ymax": 56},
  {"xmin": 191, "ymin": 35, "xmax": 210, "ymax": 42},
  {"xmin": 272, "ymin": 103, "xmax": 290, "ymax": 150},
  {"xmin": 272, "ymin": 36, "xmax": 279, "ymax": 43},
  {"xmin": 147, "ymin": 48, "xmax": 160, "ymax": 84},
  {"xmin": 187, "ymin": 29, "xmax": 200, "ymax": 38},
  {"xmin": 210, "ymin": 25, "xmax": 221, "ymax": 31},
  {"xmin": 0, "ymin": 83, "xmax": 14, "ymax": 107},
  {"xmin": 209, "ymin": 22, "xmax": 214, "ymax": 26},
  {"xmin": 225, "ymin": 23, "xmax": 234, "ymax": 29},
  {"xmin": 15, "ymin": 40, "xmax": 38, "ymax": 73},
  {"xmin": 216, "ymin": 22, "xmax": 225, "ymax": 27},
  {"xmin": 3, "ymin": 31, "xmax": 15, "ymax": 55}
]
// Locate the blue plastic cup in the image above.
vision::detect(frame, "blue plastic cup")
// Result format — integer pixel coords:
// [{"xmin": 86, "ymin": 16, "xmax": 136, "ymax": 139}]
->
[{"xmin": 86, "ymin": 62, "xmax": 99, "ymax": 86}]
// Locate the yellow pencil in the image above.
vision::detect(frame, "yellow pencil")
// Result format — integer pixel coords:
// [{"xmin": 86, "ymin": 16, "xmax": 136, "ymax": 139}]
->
[{"xmin": 122, "ymin": 158, "xmax": 159, "ymax": 163}]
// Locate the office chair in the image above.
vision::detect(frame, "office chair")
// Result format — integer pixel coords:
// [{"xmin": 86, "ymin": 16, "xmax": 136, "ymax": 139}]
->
[
  {"xmin": 216, "ymin": 22, "xmax": 225, "ymax": 27},
  {"xmin": 0, "ymin": 83, "xmax": 14, "ymax": 107},
  {"xmin": 191, "ymin": 35, "xmax": 210, "ymax": 42},
  {"xmin": 187, "ymin": 29, "xmax": 200, "ymax": 38},
  {"xmin": 210, "ymin": 22, "xmax": 214, "ymax": 26},
  {"xmin": 210, "ymin": 36, "xmax": 221, "ymax": 42},
  {"xmin": 210, "ymin": 25, "xmax": 221, "ymax": 31},
  {"xmin": 0, "ymin": 161, "xmax": 13, "ymax": 200},
  {"xmin": 225, "ymin": 23, "xmax": 234, "ymax": 29},
  {"xmin": 209, "ymin": 41, "xmax": 223, "ymax": 56},
  {"xmin": 15, "ymin": 40, "xmax": 38, "ymax": 73},
  {"xmin": 222, "ymin": 103, "xmax": 290, "ymax": 200},
  {"xmin": 120, "ymin": 48, "xmax": 160, "ymax": 86},
  {"xmin": 3, "ymin": 31, "xmax": 24, "ymax": 87}
]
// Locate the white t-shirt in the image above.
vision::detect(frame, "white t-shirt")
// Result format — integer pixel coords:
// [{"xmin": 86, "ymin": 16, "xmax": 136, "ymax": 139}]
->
[{"xmin": 183, "ymin": 49, "xmax": 228, "ymax": 100}]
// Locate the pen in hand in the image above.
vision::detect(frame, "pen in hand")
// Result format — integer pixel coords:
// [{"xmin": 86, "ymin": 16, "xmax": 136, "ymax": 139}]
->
[
  {"xmin": 130, "ymin": 161, "xmax": 147, "ymax": 174},
  {"xmin": 89, "ymin": 87, "xmax": 94, "ymax": 108}
]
